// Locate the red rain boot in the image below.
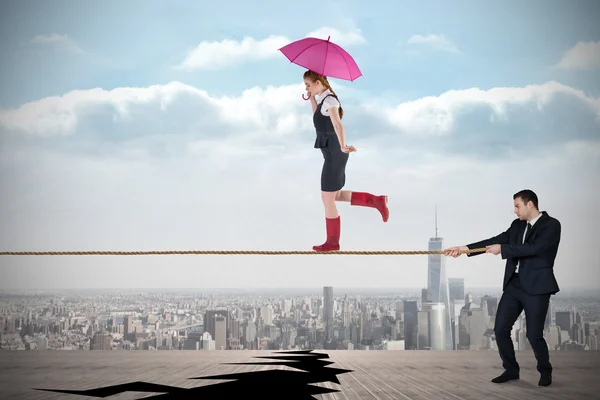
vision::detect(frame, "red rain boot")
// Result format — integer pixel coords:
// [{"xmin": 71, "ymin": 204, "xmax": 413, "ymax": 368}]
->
[
  {"xmin": 313, "ymin": 216, "xmax": 341, "ymax": 252},
  {"xmin": 350, "ymin": 192, "xmax": 389, "ymax": 222}
]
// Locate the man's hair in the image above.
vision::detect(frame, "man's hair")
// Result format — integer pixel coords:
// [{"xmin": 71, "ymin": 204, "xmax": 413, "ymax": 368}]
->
[{"xmin": 514, "ymin": 189, "xmax": 539, "ymax": 209}]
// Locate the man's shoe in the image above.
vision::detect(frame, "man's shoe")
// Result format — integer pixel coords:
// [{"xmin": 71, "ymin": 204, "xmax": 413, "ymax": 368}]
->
[
  {"xmin": 538, "ymin": 372, "xmax": 552, "ymax": 387},
  {"xmin": 491, "ymin": 371, "xmax": 519, "ymax": 383}
]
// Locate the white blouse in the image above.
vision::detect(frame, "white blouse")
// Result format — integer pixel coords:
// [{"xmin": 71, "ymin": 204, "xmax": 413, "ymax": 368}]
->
[{"xmin": 316, "ymin": 89, "xmax": 340, "ymax": 116}]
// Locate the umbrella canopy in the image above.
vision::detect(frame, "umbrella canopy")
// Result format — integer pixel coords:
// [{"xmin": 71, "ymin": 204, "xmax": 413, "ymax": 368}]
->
[{"xmin": 278, "ymin": 36, "xmax": 362, "ymax": 82}]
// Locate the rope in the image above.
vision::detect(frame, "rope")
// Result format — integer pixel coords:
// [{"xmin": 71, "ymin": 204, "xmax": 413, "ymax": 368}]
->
[{"xmin": 0, "ymin": 248, "xmax": 486, "ymax": 256}]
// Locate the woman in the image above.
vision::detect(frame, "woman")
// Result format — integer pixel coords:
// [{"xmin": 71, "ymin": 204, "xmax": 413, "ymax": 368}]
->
[{"xmin": 303, "ymin": 70, "xmax": 389, "ymax": 252}]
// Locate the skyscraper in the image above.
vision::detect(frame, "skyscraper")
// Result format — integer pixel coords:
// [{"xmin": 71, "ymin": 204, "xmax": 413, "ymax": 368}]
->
[
  {"xmin": 204, "ymin": 309, "xmax": 230, "ymax": 343},
  {"xmin": 426, "ymin": 206, "xmax": 454, "ymax": 350},
  {"xmin": 214, "ymin": 315, "xmax": 227, "ymax": 350},
  {"xmin": 403, "ymin": 300, "xmax": 418, "ymax": 349},
  {"xmin": 422, "ymin": 302, "xmax": 446, "ymax": 350},
  {"xmin": 323, "ymin": 286, "xmax": 334, "ymax": 341}
]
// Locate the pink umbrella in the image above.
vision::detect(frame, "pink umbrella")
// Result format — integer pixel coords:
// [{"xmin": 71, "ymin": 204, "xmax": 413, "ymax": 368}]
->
[{"xmin": 278, "ymin": 36, "xmax": 362, "ymax": 100}]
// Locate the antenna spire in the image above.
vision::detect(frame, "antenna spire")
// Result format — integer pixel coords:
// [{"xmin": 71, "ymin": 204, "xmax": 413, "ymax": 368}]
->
[{"xmin": 435, "ymin": 205, "xmax": 438, "ymax": 238}]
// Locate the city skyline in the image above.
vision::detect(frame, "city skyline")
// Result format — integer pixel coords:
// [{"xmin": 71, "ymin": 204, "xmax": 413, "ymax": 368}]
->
[{"xmin": 2, "ymin": 283, "xmax": 598, "ymax": 352}]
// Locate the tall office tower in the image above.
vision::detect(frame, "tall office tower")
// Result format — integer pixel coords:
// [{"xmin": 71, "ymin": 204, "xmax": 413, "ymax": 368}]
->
[
  {"xmin": 281, "ymin": 299, "xmax": 292, "ymax": 317},
  {"xmin": 403, "ymin": 300, "xmax": 418, "ymax": 349},
  {"xmin": 342, "ymin": 295, "xmax": 351, "ymax": 327},
  {"xmin": 422, "ymin": 302, "xmax": 446, "ymax": 350},
  {"xmin": 259, "ymin": 306, "xmax": 274, "ymax": 325},
  {"xmin": 214, "ymin": 315, "xmax": 227, "ymax": 350},
  {"xmin": 323, "ymin": 286, "xmax": 334, "ymax": 340},
  {"xmin": 395, "ymin": 301, "xmax": 405, "ymax": 340},
  {"xmin": 545, "ymin": 299, "xmax": 553, "ymax": 328},
  {"xmin": 360, "ymin": 303, "xmax": 370, "ymax": 342},
  {"xmin": 555, "ymin": 310, "xmax": 574, "ymax": 333},
  {"xmin": 482, "ymin": 295, "xmax": 498, "ymax": 317},
  {"xmin": 91, "ymin": 332, "xmax": 112, "ymax": 350},
  {"xmin": 204, "ymin": 309, "xmax": 231, "ymax": 341},
  {"xmin": 395, "ymin": 301, "xmax": 404, "ymax": 321},
  {"xmin": 426, "ymin": 206, "xmax": 454, "ymax": 350},
  {"xmin": 123, "ymin": 315, "xmax": 134, "ymax": 341}
]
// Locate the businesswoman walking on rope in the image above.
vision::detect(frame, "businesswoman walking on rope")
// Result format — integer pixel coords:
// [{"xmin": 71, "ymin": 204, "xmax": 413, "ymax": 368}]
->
[{"xmin": 303, "ymin": 70, "xmax": 389, "ymax": 252}]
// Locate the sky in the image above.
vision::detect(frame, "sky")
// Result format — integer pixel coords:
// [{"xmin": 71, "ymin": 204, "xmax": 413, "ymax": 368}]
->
[{"xmin": 0, "ymin": 0, "xmax": 599, "ymax": 291}]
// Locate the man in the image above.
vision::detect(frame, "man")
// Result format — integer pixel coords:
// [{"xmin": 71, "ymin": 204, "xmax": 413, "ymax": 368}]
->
[{"xmin": 444, "ymin": 189, "xmax": 561, "ymax": 387}]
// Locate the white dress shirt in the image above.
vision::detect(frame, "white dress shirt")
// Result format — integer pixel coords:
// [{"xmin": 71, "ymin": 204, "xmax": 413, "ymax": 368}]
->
[
  {"xmin": 316, "ymin": 89, "xmax": 340, "ymax": 116},
  {"xmin": 516, "ymin": 212, "xmax": 543, "ymax": 273}
]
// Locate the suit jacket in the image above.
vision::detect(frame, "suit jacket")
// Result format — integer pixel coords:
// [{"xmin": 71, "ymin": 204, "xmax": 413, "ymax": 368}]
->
[{"xmin": 466, "ymin": 211, "xmax": 561, "ymax": 295}]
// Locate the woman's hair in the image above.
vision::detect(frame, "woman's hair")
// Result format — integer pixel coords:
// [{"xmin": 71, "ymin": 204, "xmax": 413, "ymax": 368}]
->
[{"xmin": 303, "ymin": 70, "xmax": 344, "ymax": 118}]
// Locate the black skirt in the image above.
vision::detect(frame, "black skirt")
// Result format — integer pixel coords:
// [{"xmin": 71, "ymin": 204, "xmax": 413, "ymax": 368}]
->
[{"xmin": 316, "ymin": 131, "xmax": 349, "ymax": 192}]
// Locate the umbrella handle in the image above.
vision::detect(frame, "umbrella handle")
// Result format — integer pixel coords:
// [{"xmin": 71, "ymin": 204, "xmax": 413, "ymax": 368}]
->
[{"xmin": 302, "ymin": 93, "xmax": 311, "ymax": 101}]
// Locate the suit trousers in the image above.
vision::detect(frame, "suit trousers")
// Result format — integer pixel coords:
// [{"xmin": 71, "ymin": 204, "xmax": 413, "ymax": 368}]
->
[{"xmin": 494, "ymin": 273, "xmax": 552, "ymax": 375}]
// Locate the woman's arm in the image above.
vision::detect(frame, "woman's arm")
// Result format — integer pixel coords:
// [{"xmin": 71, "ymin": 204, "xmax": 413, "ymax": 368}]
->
[{"xmin": 328, "ymin": 107, "xmax": 346, "ymax": 147}]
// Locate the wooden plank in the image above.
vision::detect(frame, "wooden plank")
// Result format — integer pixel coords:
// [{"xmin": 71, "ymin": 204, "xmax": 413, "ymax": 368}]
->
[{"xmin": 0, "ymin": 351, "xmax": 598, "ymax": 399}]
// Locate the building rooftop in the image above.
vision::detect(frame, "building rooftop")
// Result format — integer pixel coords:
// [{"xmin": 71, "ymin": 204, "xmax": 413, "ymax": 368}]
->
[{"xmin": 2, "ymin": 350, "xmax": 598, "ymax": 399}]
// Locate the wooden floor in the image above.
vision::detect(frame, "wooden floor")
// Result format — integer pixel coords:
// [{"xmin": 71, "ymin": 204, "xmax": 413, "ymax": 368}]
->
[{"xmin": 0, "ymin": 350, "xmax": 598, "ymax": 399}]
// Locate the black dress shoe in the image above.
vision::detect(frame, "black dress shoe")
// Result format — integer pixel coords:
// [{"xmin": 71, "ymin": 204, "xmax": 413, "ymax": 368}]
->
[
  {"xmin": 539, "ymin": 373, "xmax": 552, "ymax": 386},
  {"xmin": 491, "ymin": 371, "xmax": 519, "ymax": 383}
]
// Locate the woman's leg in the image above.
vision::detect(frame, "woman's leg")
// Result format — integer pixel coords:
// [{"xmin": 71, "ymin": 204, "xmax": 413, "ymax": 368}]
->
[
  {"xmin": 335, "ymin": 191, "xmax": 352, "ymax": 202},
  {"xmin": 323, "ymin": 191, "xmax": 339, "ymax": 218}
]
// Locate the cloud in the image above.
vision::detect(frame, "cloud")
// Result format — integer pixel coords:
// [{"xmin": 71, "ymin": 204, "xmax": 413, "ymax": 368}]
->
[
  {"xmin": 358, "ymin": 81, "xmax": 600, "ymax": 160},
  {"xmin": 404, "ymin": 34, "xmax": 461, "ymax": 54},
  {"xmin": 1, "ymin": 80, "xmax": 598, "ymax": 167},
  {"xmin": 305, "ymin": 27, "xmax": 367, "ymax": 46},
  {"xmin": 176, "ymin": 35, "xmax": 289, "ymax": 70},
  {"xmin": 0, "ymin": 82, "xmax": 312, "ymax": 142},
  {"xmin": 0, "ymin": 80, "xmax": 598, "ymax": 290},
  {"xmin": 30, "ymin": 33, "xmax": 84, "ymax": 54},
  {"xmin": 176, "ymin": 27, "xmax": 367, "ymax": 70},
  {"xmin": 554, "ymin": 41, "xmax": 600, "ymax": 70},
  {"xmin": 0, "ymin": 82, "xmax": 206, "ymax": 137}
]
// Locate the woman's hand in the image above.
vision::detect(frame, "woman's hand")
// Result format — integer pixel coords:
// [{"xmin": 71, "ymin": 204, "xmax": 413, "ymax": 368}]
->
[{"xmin": 341, "ymin": 145, "xmax": 357, "ymax": 153}]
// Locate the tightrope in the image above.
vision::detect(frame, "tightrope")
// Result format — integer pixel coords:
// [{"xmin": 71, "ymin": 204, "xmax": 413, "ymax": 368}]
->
[{"xmin": 0, "ymin": 248, "xmax": 486, "ymax": 256}]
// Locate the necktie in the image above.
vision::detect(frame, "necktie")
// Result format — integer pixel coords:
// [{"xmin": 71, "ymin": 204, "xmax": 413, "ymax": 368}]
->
[{"xmin": 525, "ymin": 223, "xmax": 532, "ymax": 242}]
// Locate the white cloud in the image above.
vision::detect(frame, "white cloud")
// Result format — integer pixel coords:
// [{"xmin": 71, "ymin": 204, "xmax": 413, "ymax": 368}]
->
[
  {"xmin": 555, "ymin": 41, "xmax": 600, "ymax": 70},
  {"xmin": 1, "ymin": 80, "xmax": 598, "ymax": 290},
  {"xmin": 0, "ymin": 82, "xmax": 313, "ymax": 140},
  {"xmin": 361, "ymin": 81, "xmax": 600, "ymax": 136},
  {"xmin": 176, "ymin": 35, "xmax": 289, "ymax": 70},
  {"xmin": 176, "ymin": 27, "xmax": 367, "ymax": 70},
  {"xmin": 30, "ymin": 33, "xmax": 84, "ymax": 54},
  {"xmin": 305, "ymin": 27, "xmax": 367, "ymax": 46},
  {"xmin": 1, "ymin": 80, "xmax": 598, "ymax": 173},
  {"xmin": 0, "ymin": 82, "xmax": 206, "ymax": 137},
  {"xmin": 6, "ymin": 80, "xmax": 598, "ymax": 142},
  {"xmin": 405, "ymin": 34, "xmax": 461, "ymax": 54}
]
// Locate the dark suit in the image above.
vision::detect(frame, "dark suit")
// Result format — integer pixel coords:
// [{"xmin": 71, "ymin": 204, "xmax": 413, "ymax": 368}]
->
[{"xmin": 466, "ymin": 211, "xmax": 561, "ymax": 376}]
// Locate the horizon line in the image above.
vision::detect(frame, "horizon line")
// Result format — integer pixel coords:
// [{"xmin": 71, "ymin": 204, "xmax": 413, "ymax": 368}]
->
[{"xmin": 1, "ymin": 286, "xmax": 598, "ymax": 292}]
